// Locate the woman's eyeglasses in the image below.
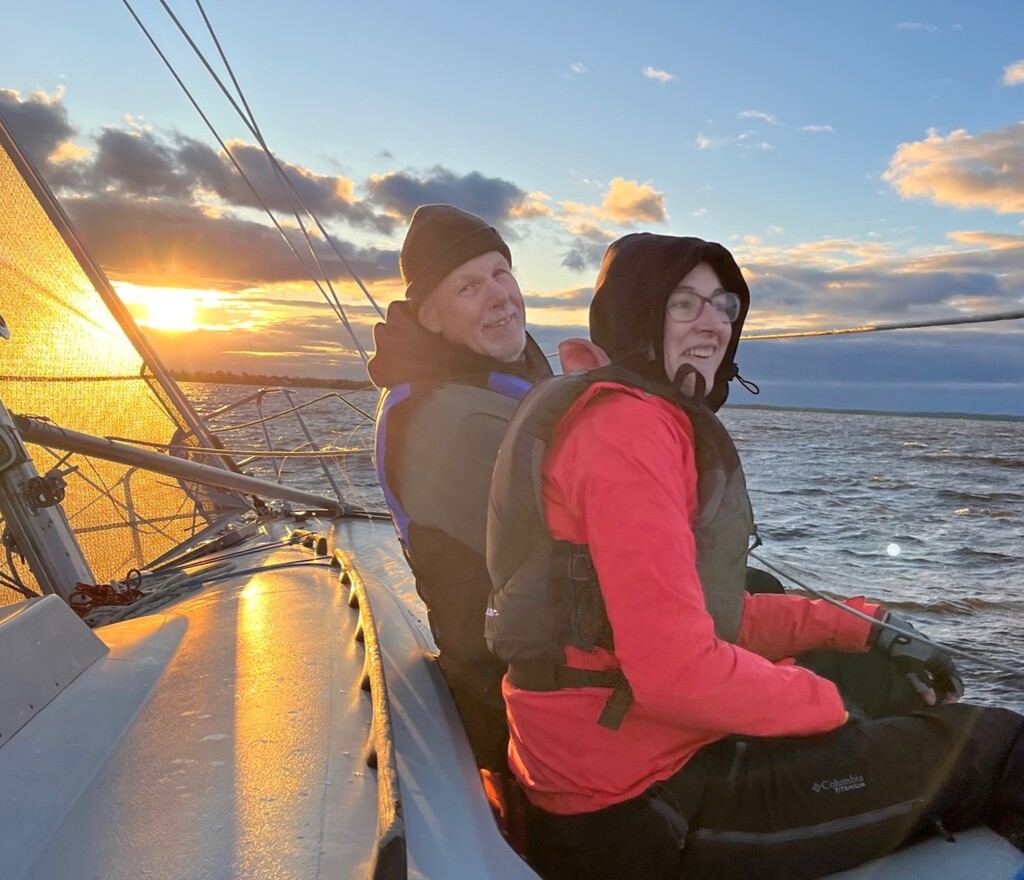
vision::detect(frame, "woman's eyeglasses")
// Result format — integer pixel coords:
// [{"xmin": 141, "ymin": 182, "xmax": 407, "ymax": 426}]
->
[{"xmin": 665, "ymin": 290, "xmax": 741, "ymax": 324}]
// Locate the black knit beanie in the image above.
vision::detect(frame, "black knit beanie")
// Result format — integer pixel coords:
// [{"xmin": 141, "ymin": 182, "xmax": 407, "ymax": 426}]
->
[{"xmin": 400, "ymin": 204, "xmax": 512, "ymax": 311}]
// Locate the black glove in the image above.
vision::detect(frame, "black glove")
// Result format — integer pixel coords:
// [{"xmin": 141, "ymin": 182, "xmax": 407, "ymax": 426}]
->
[
  {"xmin": 842, "ymin": 697, "xmax": 871, "ymax": 724},
  {"xmin": 873, "ymin": 612, "xmax": 964, "ymax": 704}
]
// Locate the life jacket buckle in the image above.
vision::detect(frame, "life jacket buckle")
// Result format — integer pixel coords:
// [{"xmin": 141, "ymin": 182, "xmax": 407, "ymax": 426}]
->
[{"xmin": 567, "ymin": 547, "xmax": 597, "ymax": 582}]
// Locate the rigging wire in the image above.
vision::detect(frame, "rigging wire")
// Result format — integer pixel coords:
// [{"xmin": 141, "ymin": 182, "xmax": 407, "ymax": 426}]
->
[
  {"xmin": 742, "ymin": 309, "xmax": 1024, "ymax": 341},
  {"xmin": 120, "ymin": 0, "xmax": 375, "ymax": 363},
  {"xmin": 187, "ymin": 0, "xmax": 384, "ymax": 325},
  {"xmin": 750, "ymin": 551, "xmax": 1024, "ymax": 683},
  {"xmin": 104, "ymin": 437, "xmax": 370, "ymax": 458}
]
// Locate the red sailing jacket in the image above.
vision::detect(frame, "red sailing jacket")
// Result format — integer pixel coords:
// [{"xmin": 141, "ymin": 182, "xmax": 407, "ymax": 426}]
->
[{"xmin": 503, "ymin": 386, "xmax": 879, "ymax": 815}]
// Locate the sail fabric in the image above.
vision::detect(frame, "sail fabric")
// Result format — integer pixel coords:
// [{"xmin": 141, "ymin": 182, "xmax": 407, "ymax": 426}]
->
[{"xmin": 0, "ymin": 119, "xmax": 246, "ymax": 603}]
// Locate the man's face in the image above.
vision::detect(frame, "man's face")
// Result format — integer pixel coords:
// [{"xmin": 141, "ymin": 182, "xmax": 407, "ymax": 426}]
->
[{"xmin": 418, "ymin": 250, "xmax": 527, "ymax": 363}]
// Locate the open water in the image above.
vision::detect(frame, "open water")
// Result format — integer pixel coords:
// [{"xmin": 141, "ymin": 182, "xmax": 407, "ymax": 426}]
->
[{"xmin": 184, "ymin": 384, "xmax": 1024, "ymax": 715}]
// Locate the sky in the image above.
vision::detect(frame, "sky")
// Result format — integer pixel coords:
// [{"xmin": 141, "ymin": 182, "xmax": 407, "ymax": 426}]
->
[{"xmin": 2, "ymin": 0, "xmax": 1023, "ymax": 415}]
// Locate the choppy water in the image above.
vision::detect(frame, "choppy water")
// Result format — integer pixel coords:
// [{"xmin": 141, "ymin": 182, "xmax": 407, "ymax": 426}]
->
[{"xmin": 184, "ymin": 384, "xmax": 1024, "ymax": 715}]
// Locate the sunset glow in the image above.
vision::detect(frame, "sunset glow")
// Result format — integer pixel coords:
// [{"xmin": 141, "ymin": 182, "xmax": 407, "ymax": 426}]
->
[
  {"xmin": 144, "ymin": 292, "xmax": 197, "ymax": 332},
  {"xmin": 3, "ymin": 2, "xmax": 1022, "ymax": 414}
]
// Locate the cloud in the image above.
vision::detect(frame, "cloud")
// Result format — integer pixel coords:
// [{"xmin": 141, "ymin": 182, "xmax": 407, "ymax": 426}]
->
[
  {"xmin": 367, "ymin": 166, "xmax": 550, "ymax": 234},
  {"xmin": 883, "ymin": 124, "xmax": 1024, "ymax": 213},
  {"xmin": 178, "ymin": 137, "xmax": 395, "ymax": 232},
  {"xmin": 555, "ymin": 178, "xmax": 667, "ymax": 269},
  {"xmin": 569, "ymin": 62, "xmax": 587, "ymax": 76},
  {"xmin": 561, "ymin": 177, "xmax": 667, "ymax": 224},
  {"xmin": 735, "ymin": 331, "xmax": 1023, "ymax": 415},
  {"xmin": 601, "ymin": 178, "xmax": 667, "ymax": 223},
  {"xmin": 92, "ymin": 126, "xmax": 193, "ymax": 199},
  {"xmin": 738, "ymin": 110, "xmax": 781, "ymax": 126},
  {"xmin": 143, "ymin": 312, "xmax": 377, "ymax": 379},
  {"xmin": 802, "ymin": 124, "xmax": 835, "ymax": 134},
  {"xmin": 896, "ymin": 22, "xmax": 938, "ymax": 33},
  {"xmin": 733, "ymin": 231, "xmax": 1024, "ymax": 328},
  {"xmin": 522, "ymin": 287, "xmax": 595, "ymax": 309},
  {"xmin": 65, "ymin": 194, "xmax": 400, "ymax": 290},
  {"xmin": 1003, "ymin": 60, "xmax": 1024, "ymax": 86},
  {"xmin": 696, "ymin": 132, "xmax": 728, "ymax": 150},
  {"xmin": 642, "ymin": 66, "xmax": 676, "ymax": 84},
  {"xmin": 2, "ymin": 88, "xmax": 398, "ymax": 234},
  {"xmin": 0, "ymin": 87, "xmax": 83, "ymax": 187},
  {"xmin": 561, "ymin": 239, "xmax": 613, "ymax": 272}
]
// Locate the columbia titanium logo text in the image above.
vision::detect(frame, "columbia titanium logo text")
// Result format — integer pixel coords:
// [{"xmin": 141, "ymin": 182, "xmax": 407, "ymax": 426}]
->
[{"xmin": 811, "ymin": 774, "xmax": 866, "ymax": 794}]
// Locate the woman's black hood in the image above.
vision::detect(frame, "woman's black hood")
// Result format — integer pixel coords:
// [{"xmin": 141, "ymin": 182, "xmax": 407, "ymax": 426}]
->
[{"xmin": 589, "ymin": 232, "xmax": 751, "ymax": 411}]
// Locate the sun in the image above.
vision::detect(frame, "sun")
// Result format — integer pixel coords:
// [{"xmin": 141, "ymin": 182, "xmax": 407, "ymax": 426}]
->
[
  {"xmin": 115, "ymin": 283, "xmax": 201, "ymax": 332},
  {"xmin": 143, "ymin": 292, "xmax": 198, "ymax": 332}
]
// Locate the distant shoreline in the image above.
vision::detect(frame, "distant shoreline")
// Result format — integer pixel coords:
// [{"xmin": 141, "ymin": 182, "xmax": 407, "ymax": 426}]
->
[
  {"xmin": 171, "ymin": 369, "xmax": 371, "ymax": 391},
  {"xmin": 172, "ymin": 370, "xmax": 1022, "ymax": 421},
  {"xmin": 725, "ymin": 403, "xmax": 1024, "ymax": 422}
]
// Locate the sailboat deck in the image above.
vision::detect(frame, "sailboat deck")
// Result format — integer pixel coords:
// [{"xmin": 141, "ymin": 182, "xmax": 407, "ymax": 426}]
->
[{"xmin": 0, "ymin": 515, "xmax": 538, "ymax": 880}]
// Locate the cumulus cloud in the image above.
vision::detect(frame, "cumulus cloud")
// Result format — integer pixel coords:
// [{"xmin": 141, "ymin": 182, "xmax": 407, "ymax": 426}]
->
[
  {"xmin": 1003, "ymin": 60, "xmax": 1024, "ymax": 86},
  {"xmin": 569, "ymin": 62, "xmax": 587, "ymax": 76},
  {"xmin": 2, "ymin": 87, "xmax": 397, "ymax": 234},
  {"xmin": 66, "ymin": 194, "xmax": 398, "ymax": 290},
  {"xmin": 802, "ymin": 124, "xmax": 835, "ymax": 134},
  {"xmin": 561, "ymin": 177, "xmax": 667, "ymax": 224},
  {"xmin": 696, "ymin": 132, "xmax": 729, "ymax": 150},
  {"xmin": 368, "ymin": 166, "xmax": 550, "ymax": 234},
  {"xmin": 180, "ymin": 138, "xmax": 395, "ymax": 232},
  {"xmin": 92, "ymin": 126, "xmax": 193, "ymax": 199},
  {"xmin": 734, "ymin": 232, "xmax": 1024, "ymax": 328},
  {"xmin": 0, "ymin": 87, "xmax": 84, "ymax": 187},
  {"xmin": 601, "ymin": 178, "xmax": 667, "ymax": 223},
  {"xmin": 2, "ymin": 88, "xmax": 564, "ymax": 302},
  {"xmin": 883, "ymin": 124, "xmax": 1024, "ymax": 213},
  {"xmin": 522, "ymin": 287, "xmax": 595, "ymax": 309},
  {"xmin": 896, "ymin": 22, "xmax": 938, "ymax": 33},
  {"xmin": 555, "ymin": 178, "xmax": 667, "ymax": 270},
  {"xmin": 739, "ymin": 110, "xmax": 781, "ymax": 126},
  {"xmin": 642, "ymin": 66, "xmax": 676, "ymax": 84},
  {"xmin": 561, "ymin": 230, "xmax": 615, "ymax": 272}
]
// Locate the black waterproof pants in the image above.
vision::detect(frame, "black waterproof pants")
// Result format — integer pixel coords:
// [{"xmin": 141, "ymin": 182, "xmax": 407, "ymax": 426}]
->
[{"xmin": 527, "ymin": 655, "xmax": 1024, "ymax": 880}]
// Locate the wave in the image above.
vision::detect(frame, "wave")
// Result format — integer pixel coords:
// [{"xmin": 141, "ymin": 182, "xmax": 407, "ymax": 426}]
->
[
  {"xmin": 938, "ymin": 489, "xmax": 1024, "ymax": 504},
  {"xmin": 758, "ymin": 487, "xmax": 832, "ymax": 497},
  {"xmin": 951, "ymin": 547, "xmax": 1020, "ymax": 563},
  {"xmin": 761, "ymin": 526, "xmax": 815, "ymax": 540},
  {"xmin": 923, "ymin": 453, "xmax": 1024, "ymax": 470},
  {"xmin": 881, "ymin": 597, "xmax": 1024, "ymax": 615},
  {"xmin": 868, "ymin": 477, "xmax": 916, "ymax": 490},
  {"xmin": 952, "ymin": 507, "xmax": 1018, "ymax": 520}
]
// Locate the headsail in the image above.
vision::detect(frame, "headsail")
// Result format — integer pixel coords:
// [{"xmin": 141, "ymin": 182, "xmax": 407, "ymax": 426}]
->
[{"xmin": 0, "ymin": 115, "xmax": 247, "ymax": 602}]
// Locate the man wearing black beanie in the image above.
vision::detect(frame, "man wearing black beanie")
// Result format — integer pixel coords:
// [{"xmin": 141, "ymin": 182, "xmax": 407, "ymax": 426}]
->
[{"xmin": 367, "ymin": 205, "xmax": 552, "ymax": 771}]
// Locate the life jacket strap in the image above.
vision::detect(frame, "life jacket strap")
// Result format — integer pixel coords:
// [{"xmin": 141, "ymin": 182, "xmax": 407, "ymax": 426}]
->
[
  {"xmin": 596, "ymin": 678, "xmax": 633, "ymax": 731},
  {"xmin": 506, "ymin": 659, "xmax": 622, "ymax": 691},
  {"xmin": 506, "ymin": 661, "xmax": 633, "ymax": 731}
]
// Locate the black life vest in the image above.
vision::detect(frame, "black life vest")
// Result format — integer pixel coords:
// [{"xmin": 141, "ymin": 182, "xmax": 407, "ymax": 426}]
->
[
  {"xmin": 373, "ymin": 372, "xmax": 533, "ymax": 769},
  {"xmin": 374, "ymin": 372, "xmax": 533, "ymax": 547},
  {"xmin": 485, "ymin": 365, "xmax": 755, "ymax": 728}
]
